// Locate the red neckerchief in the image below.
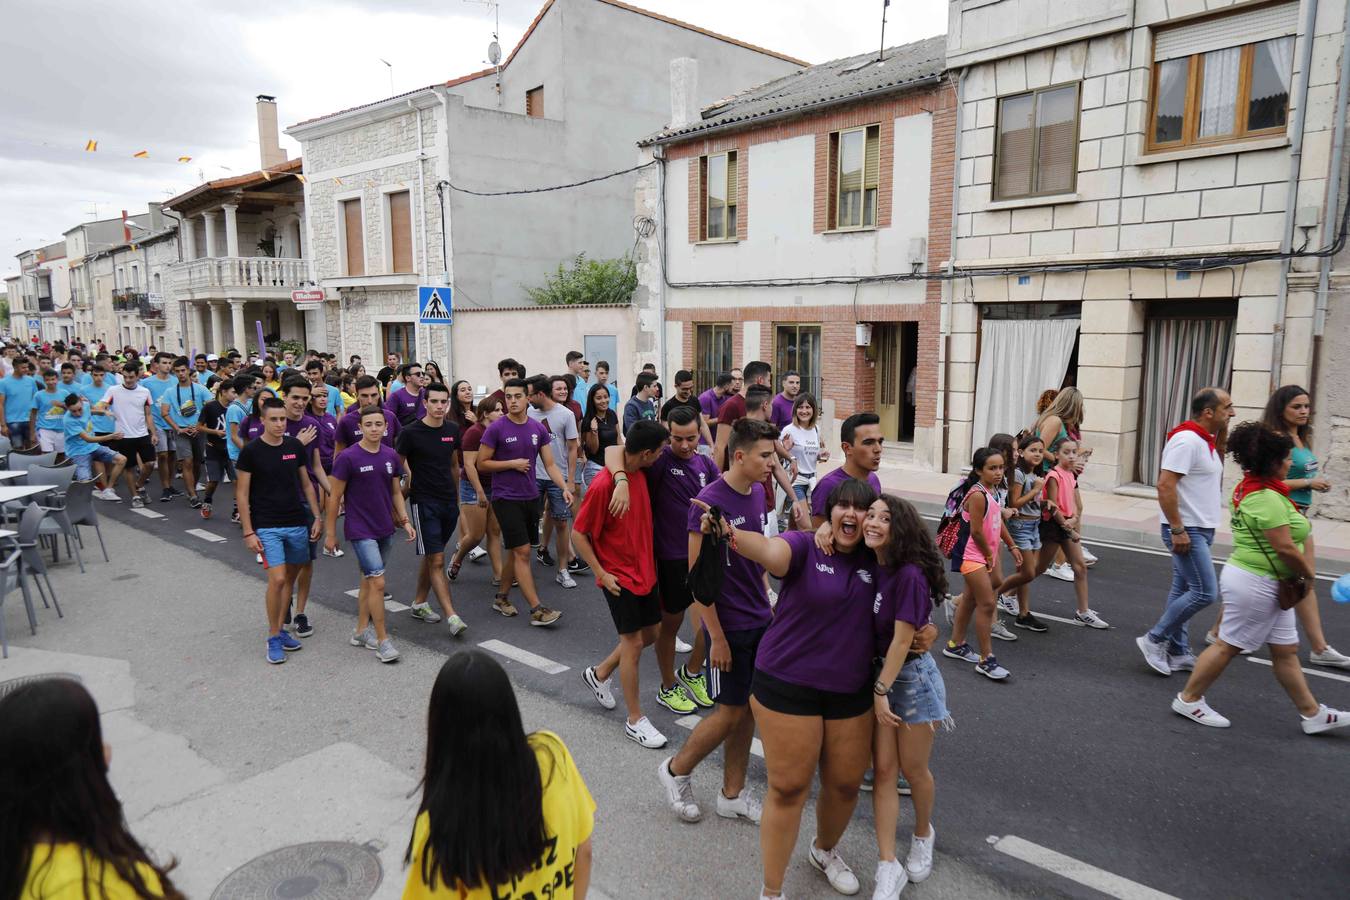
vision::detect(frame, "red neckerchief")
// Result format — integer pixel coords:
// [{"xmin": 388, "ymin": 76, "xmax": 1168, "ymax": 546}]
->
[
  {"xmin": 1233, "ymin": 474, "xmax": 1290, "ymax": 509},
  {"xmin": 1166, "ymin": 420, "xmax": 1216, "ymax": 456}
]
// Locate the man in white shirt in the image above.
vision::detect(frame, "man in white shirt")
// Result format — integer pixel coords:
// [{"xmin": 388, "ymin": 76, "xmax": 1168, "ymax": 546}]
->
[
  {"xmin": 1136, "ymin": 387, "xmax": 1234, "ymax": 675},
  {"xmin": 101, "ymin": 361, "xmax": 160, "ymax": 507}
]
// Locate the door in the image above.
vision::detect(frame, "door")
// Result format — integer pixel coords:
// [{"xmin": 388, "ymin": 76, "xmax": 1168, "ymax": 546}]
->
[
  {"xmin": 583, "ymin": 334, "xmax": 617, "ymax": 380},
  {"xmin": 382, "ymin": 322, "xmax": 415, "ymax": 363},
  {"xmin": 774, "ymin": 324, "xmax": 822, "ymax": 399},
  {"xmin": 874, "ymin": 324, "xmax": 901, "ymax": 439}
]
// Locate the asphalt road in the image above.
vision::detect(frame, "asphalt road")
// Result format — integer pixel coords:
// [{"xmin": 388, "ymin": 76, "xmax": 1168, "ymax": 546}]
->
[{"xmin": 97, "ymin": 481, "xmax": 1350, "ymax": 900}]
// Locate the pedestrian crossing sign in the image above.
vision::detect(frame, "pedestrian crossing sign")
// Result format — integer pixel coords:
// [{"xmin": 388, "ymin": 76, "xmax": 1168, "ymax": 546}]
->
[{"xmin": 418, "ymin": 286, "xmax": 453, "ymax": 324}]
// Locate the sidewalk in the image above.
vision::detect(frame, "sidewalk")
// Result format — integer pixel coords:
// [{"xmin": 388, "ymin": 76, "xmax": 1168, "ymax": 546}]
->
[{"xmin": 870, "ymin": 458, "xmax": 1350, "ymax": 576}]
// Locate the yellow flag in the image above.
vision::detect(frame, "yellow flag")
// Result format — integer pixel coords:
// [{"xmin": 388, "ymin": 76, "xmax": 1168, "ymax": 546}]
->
[
  {"xmin": 85, "ymin": 139, "xmax": 98, "ymax": 152},
  {"xmin": 178, "ymin": 156, "xmax": 192, "ymax": 163},
  {"xmin": 296, "ymin": 174, "xmax": 306, "ymax": 184},
  {"xmin": 133, "ymin": 150, "xmax": 149, "ymax": 158}
]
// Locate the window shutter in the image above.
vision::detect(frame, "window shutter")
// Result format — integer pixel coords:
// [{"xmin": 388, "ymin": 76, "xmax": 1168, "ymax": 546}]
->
[
  {"xmin": 1034, "ymin": 85, "xmax": 1078, "ymax": 194},
  {"xmin": 996, "ymin": 93, "xmax": 1035, "ymax": 199},
  {"xmin": 1154, "ymin": 1, "xmax": 1298, "ymax": 61},
  {"xmin": 389, "ymin": 191, "xmax": 413, "ymax": 273},
  {"xmin": 864, "ymin": 126, "xmax": 880, "ymax": 188},
  {"xmin": 342, "ymin": 199, "xmax": 365, "ymax": 277},
  {"xmin": 726, "ymin": 152, "xmax": 738, "ymax": 205}
]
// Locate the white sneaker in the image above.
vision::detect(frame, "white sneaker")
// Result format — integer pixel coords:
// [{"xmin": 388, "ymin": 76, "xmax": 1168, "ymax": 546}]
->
[
  {"xmin": 1081, "ymin": 547, "xmax": 1098, "ymax": 567},
  {"xmin": 350, "ymin": 625, "xmax": 378, "ymax": 649},
  {"xmin": 675, "ymin": 636, "xmax": 693, "ymax": 654},
  {"xmin": 657, "ymin": 757, "xmax": 701, "ymax": 822},
  {"xmin": 1172, "ymin": 694, "xmax": 1231, "ymax": 728},
  {"xmin": 1205, "ymin": 631, "xmax": 1251, "ymax": 655},
  {"xmin": 321, "ymin": 546, "xmax": 345, "ymax": 558},
  {"xmin": 809, "ymin": 840, "xmax": 860, "ymax": 895},
  {"xmin": 555, "ymin": 571, "xmax": 577, "ymax": 589},
  {"xmin": 716, "ymin": 789, "xmax": 762, "ymax": 823},
  {"xmin": 1301, "ymin": 704, "xmax": 1350, "ymax": 735},
  {"xmin": 1135, "ymin": 635, "xmax": 1171, "ymax": 675},
  {"xmin": 997, "ymin": 593, "xmax": 1019, "ymax": 616},
  {"xmin": 1309, "ymin": 646, "xmax": 1350, "ymax": 669},
  {"xmin": 467, "ymin": 546, "xmax": 487, "ymax": 562},
  {"xmin": 95, "ymin": 488, "xmax": 120, "ymax": 501},
  {"xmin": 376, "ymin": 639, "xmax": 400, "ymax": 663},
  {"xmin": 1046, "ymin": 562, "xmax": 1074, "ymax": 582},
  {"xmin": 905, "ymin": 828, "xmax": 934, "ymax": 882},
  {"xmin": 990, "ymin": 619, "xmax": 1018, "ymax": 641},
  {"xmin": 446, "ymin": 614, "xmax": 467, "ymax": 636},
  {"xmin": 582, "ymin": 666, "xmax": 616, "ymax": 709},
  {"xmin": 1168, "ymin": 652, "xmax": 1197, "ymax": 672},
  {"xmin": 871, "ymin": 859, "xmax": 907, "ymax": 900},
  {"xmin": 1075, "ymin": 609, "xmax": 1109, "ymax": 629},
  {"xmin": 624, "ymin": 715, "xmax": 667, "ymax": 749}
]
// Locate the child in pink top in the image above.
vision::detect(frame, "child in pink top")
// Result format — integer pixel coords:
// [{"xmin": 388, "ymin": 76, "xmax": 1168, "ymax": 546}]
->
[{"xmin": 1032, "ymin": 439, "xmax": 1108, "ymax": 629}]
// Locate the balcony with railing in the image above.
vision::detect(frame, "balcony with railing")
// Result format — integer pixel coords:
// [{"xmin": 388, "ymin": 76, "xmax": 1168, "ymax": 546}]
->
[
  {"xmin": 172, "ymin": 256, "xmax": 307, "ymax": 302},
  {"xmin": 112, "ymin": 288, "xmax": 164, "ymax": 321}
]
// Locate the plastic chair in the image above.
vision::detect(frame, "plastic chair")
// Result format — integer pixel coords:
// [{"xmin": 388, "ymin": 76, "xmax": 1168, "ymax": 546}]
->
[
  {"xmin": 9, "ymin": 452, "xmax": 58, "ymax": 480},
  {"xmin": 0, "ymin": 545, "xmax": 27, "ymax": 658},
  {"xmin": 0, "ymin": 434, "xmax": 11, "ymax": 469},
  {"xmin": 30, "ymin": 466, "xmax": 78, "ymax": 569},
  {"xmin": 64, "ymin": 479, "xmax": 107, "ymax": 564},
  {"xmin": 14, "ymin": 503, "xmax": 55, "ymax": 629}
]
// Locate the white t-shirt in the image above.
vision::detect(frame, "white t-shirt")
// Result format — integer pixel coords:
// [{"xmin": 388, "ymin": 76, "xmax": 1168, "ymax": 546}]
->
[
  {"xmin": 101, "ymin": 384, "xmax": 153, "ymax": 438},
  {"xmin": 781, "ymin": 423, "xmax": 822, "ymax": 481},
  {"xmin": 1158, "ymin": 429, "xmax": 1224, "ymax": 528}
]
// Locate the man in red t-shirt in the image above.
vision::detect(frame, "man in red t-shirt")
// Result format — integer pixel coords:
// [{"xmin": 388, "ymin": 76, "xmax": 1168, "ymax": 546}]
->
[{"xmin": 574, "ymin": 418, "xmax": 671, "ymax": 749}]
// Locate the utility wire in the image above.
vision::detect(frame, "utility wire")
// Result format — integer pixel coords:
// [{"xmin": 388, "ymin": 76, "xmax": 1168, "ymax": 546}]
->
[{"xmin": 442, "ymin": 160, "xmax": 656, "ymax": 197}]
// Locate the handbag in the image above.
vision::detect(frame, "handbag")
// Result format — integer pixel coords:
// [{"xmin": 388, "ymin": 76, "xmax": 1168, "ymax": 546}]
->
[{"xmin": 1233, "ymin": 505, "xmax": 1308, "ymax": 610}]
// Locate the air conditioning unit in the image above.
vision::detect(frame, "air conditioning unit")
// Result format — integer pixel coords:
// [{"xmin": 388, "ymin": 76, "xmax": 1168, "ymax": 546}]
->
[
  {"xmin": 855, "ymin": 323, "xmax": 873, "ymax": 347},
  {"xmin": 907, "ymin": 237, "xmax": 927, "ymax": 266}
]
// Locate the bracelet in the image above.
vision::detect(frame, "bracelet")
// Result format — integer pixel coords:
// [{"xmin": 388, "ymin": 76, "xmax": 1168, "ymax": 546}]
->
[
  {"xmin": 873, "ymin": 680, "xmax": 890, "ymax": 696},
  {"xmin": 242, "ymin": 532, "xmax": 255, "ymax": 538},
  {"xmin": 614, "ymin": 473, "xmax": 628, "ymax": 482}
]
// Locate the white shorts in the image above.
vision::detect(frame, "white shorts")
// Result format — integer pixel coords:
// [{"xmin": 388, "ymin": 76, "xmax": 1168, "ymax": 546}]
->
[
  {"xmin": 38, "ymin": 428, "xmax": 65, "ymax": 453},
  {"xmin": 1218, "ymin": 563, "xmax": 1299, "ymax": 651}
]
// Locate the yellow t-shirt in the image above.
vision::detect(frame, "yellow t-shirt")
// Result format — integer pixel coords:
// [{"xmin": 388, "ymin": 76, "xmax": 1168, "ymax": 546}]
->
[
  {"xmin": 402, "ymin": 732, "xmax": 595, "ymax": 900},
  {"xmin": 22, "ymin": 843, "xmax": 165, "ymax": 899}
]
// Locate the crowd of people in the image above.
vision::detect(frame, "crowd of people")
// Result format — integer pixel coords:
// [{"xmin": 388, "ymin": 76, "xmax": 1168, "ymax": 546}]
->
[{"xmin": 2, "ymin": 335, "xmax": 1347, "ymax": 900}]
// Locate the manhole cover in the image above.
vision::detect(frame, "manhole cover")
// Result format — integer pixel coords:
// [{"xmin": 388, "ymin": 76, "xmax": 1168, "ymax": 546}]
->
[
  {"xmin": 0, "ymin": 672, "xmax": 83, "ymax": 699},
  {"xmin": 210, "ymin": 841, "xmax": 382, "ymax": 900}
]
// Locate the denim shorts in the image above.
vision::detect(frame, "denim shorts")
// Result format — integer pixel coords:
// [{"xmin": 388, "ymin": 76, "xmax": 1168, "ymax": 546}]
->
[
  {"xmin": 6, "ymin": 421, "xmax": 30, "ymax": 447},
  {"xmin": 792, "ymin": 481, "xmax": 810, "ymax": 502},
  {"xmin": 351, "ymin": 535, "xmax": 393, "ymax": 577},
  {"xmin": 458, "ymin": 479, "xmax": 479, "ymax": 505},
  {"xmin": 72, "ymin": 445, "xmax": 119, "ymax": 481},
  {"xmin": 886, "ymin": 653, "xmax": 952, "ymax": 727},
  {"xmin": 257, "ymin": 526, "xmax": 311, "ymax": 567},
  {"xmin": 581, "ymin": 459, "xmax": 604, "ymax": 488},
  {"xmin": 536, "ymin": 478, "xmax": 572, "ymax": 521},
  {"xmin": 1008, "ymin": 517, "xmax": 1041, "ymax": 550}
]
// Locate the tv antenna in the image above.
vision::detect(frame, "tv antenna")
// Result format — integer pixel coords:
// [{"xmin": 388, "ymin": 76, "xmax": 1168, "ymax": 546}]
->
[
  {"xmin": 464, "ymin": 0, "xmax": 502, "ymax": 93},
  {"xmin": 879, "ymin": 0, "xmax": 890, "ymax": 62},
  {"xmin": 379, "ymin": 58, "xmax": 395, "ymax": 95}
]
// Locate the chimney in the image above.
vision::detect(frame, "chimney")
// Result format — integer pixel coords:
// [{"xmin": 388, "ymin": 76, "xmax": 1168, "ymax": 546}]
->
[
  {"xmin": 669, "ymin": 58, "xmax": 699, "ymax": 130},
  {"xmin": 148, "ymin": 202, "xmax": 164, "ymax": 232},
  {"xmin": 255, "ymin": 95, "xmax": 289, "ymax": 170}
]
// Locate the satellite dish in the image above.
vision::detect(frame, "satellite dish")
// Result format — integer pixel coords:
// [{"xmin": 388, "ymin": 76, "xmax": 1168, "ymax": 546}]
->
[{"xmin": 487, "ymin": 41, "xmax": 501, "ymax": 65}]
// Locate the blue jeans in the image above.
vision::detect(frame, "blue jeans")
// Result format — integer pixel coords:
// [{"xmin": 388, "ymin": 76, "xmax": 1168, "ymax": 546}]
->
[{"xmin": 1149, "ymin": 526, "xmax": 1218, "ymax": 655}]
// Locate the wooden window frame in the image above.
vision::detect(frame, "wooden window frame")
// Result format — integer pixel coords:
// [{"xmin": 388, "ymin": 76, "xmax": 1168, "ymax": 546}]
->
[
  {"xmin": 829, "ymin": 125, "xmax": 880, "ymax": 231},
  {"xmin": 1145, "ymin": 37, "xmax": 1293, "ymax": 154},
  {"xmin": 699, "ymin": 151, "xmax": 738, "ymax": 242},
  {"xmin": 992, "ymin": 82, "xmax": 1082, "ymax": 201},
  {"xmin": 525, "ymin": 85, "xmax": 544, "ymax": 118},
  {"xmin": 338, "ymin": 194, "xmax": 366, "ymax": 277}
]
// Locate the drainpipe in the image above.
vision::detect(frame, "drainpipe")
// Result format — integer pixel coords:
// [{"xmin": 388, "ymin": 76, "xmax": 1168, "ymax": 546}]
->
[
  {"xmin": 1312, "ymin": 0, "xmax": 1350, "ymax": 392},
  {"xmin": 409, "ymin": 98, "xmax": 432, "ymax": 365},
  {"xmin": 942, "ymin": 69, "xmax": 966, "ymax": 474},
  {"xmin": 1270, "ymin": 0, "xmax": 1320, "ymax": 390}
]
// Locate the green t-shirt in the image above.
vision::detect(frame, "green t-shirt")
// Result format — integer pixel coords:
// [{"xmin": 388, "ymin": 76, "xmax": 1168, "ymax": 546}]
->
[{"xmin": 1229, "ymin": 489, "xmax": 1309, "ymax": 579}]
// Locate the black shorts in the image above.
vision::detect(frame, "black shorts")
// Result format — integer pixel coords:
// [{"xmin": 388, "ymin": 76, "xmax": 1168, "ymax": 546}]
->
[
  {"xmin": 493, "ymin": 497, "xmax": 540, "ymax": 549},
  {"xmin": 657, "ymin": 557, "xmax": 694, "ymax": 614},
  {"xmin": 411, "ymin": 498, "xmax": 459, "ymax": 556},
  {"xmin": 1039, "ymin": 518, "xmax": 1073, "ymax": 545},
  {"xmin": 706, "ymin": 626, "xmax": 765, "ymax": 707},
  {"xmin": 751, "ymin": 669, "xmax": 872, "ymax": 720},
  {"xmin": 604, "ymin": 586, "xmax": 661, "ymax": 635},
  {"xmin": 115, "ymin": 436, "xmax": 155, "ymax": 466}
]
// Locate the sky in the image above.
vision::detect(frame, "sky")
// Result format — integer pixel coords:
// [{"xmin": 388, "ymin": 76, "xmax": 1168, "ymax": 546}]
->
[{"xmin": 0, "ymin": 0, "xmax": 948, "ymax": 282}]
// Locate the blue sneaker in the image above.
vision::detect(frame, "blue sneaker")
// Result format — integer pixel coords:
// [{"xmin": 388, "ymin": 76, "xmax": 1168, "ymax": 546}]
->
[
  {"xmin": 942, "ymin": 641, "xmax": 979, "ymax": 663},
  {"xmin": 277, "ymin": 630, "xmax": 302, "ymax": 652},
  {"xmin": 266, "ymin": 636, "xmax": 286, "ymax": 664}
]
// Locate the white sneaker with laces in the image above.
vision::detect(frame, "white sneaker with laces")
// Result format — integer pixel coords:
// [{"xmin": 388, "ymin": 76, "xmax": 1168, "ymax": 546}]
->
[
  {"xmin": 990, "ymin": 619, "xmax": 1018, "ymax": 641},
  {"xmin": 871, "ymin": 859, "xmax": 906, "ymax": 900},
  {"xmin": 716, "ymin": 789, "xmax": 762, "ymax": 823},
  {"xmin": 1081, "ymin": 547, "xmax": 1098, "ymax": 567},
  {"xmin": 555, "ymin": 571, "xmax": 577, "ymax": 589},
  {"xmin": 624, "ymin": 715, "xmax": 667, "ymax": 748},
  {"xmin": 657, "ymin": 757, "xmax": 701, "ymax": 822},
  {"xmin": 1075, "ymin": 609, "xmax": 1110, "ymax": 629},
  {"xmin": 350, "ymin": 625, "xmax": 378, "ymax": 649},
  {"xmin": 1172, "ymin": 694, "xmax": 1231, "ymax": 728},
  {"xmin": 446, "ymin": 614, "xmax": 467, "ymax": 636},
  {"xmin": 905, "ymin": 828, "xmax": 935, "ymax": 882},
  {"xmin": 997, "ymin": 593, "xmax": 1019, "ymax": 616},
  {"xmin": 582, "ymin": 666, "xmax": 616, "ymax": 709},
  {"xmin": 1301, "ymin": 704, "xmax": 1350, "ymax": 735},
  {"xmin": 809, "ymin": 840, "xmax": 860, "ymax": 895},
  {"xmin": 467, "ymin": 545, "xmax": 487, "ymax": 562},
  {"xmin": 1046, "ymin": 562, "xmax": 1075, "ymax": 582},
  {"xmin": 1309, "ymin": 646, "xmax": 1350, "ymax": 669},
  {"xmin": 675, "ymin": 636, "xmax": 693, "ymax": 653},
  {"xmin": 1136, "ymin": 635, "xmax": 1171, "ymax": 676},
  {"xmin": 1168, "ymin": 652, "xmax": 1196, "ymax": 672},
  {"xmin": 376, "ymin": 639, "xmax": 400, "ymax": 663}
]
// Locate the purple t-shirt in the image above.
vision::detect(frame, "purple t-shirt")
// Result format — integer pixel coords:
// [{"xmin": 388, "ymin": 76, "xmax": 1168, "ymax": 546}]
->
[
  {"xmin": 698, "ymin": 389, "xmax": 725, "ymax": 440},
  {"xmin": 754, "ymin": 531, "xmax": 876, "ymax": 693},
  {"xmin": 770, "ymin": 393, "xmax": 795, "ymax": 431},
  {"xmin": 686, "ymin": 478, "xmax": 771, "ymax": 632},
  {"xmin": 482, "ymin": 416, "xmax": 551, "ymax": 502},
  {"xmin": 384, "ymin": 386, "xmax": 425, "ymax": 426},
  {"xmin": 331, "ymin": 443, "xmax": 401, "ymax": 541},
  {"xmin": 872, "ymin": 563, "xmax": 933, "ymax": 657},
  {"xmin": 810, "ymin": 466, "xmax": 883, "ymax": 518},
  {"xmin": 647, "ymin": 447, "xmax": 719, "ymax": 561},
  {"xmin": 314, "ymin": 413, "xmax": 338, "ymax": 472},
  {"xmin": 241, "ymin": 415, "xmax": 265, "ymax": 442},
  {"xmin": 338, "ymin": 407, "xmax": 400, "ymax": 449}
]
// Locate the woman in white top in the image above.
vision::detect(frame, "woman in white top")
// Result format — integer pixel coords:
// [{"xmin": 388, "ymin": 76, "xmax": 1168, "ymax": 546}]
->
[{"xmin": 780, "ymin": 393, "xmax": 828, "ymax": 508}]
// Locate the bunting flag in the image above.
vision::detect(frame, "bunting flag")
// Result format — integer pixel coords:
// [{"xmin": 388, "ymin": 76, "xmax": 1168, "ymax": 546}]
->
[
  {"xmin": 296, "ymin": 174, "xmax": 306, "ymax": 184},
  {"xmin": 332, "ymin": 176, "xmax": 343, "ymax": 186},
  {"xmin": 85, "ymin": 139, "xmax": 97, "ymax": 152},
  {"xmin": 133, "ymin": 150, "xmax": 149, "ymax": 158},
  {"xmin": 178, "ymin": 156, "xmax": 192, "ymax": 163}
]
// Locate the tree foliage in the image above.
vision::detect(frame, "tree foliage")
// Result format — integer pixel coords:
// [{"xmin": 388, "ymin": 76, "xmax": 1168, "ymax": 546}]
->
[{"xmin": 526, "ymin": 253, "xmax": 636, "ymax": 306}]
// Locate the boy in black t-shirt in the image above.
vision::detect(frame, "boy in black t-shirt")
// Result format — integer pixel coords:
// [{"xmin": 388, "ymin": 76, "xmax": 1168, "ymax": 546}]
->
[{"xmin": 197, "ymin": 381, "xmax": 235, "ymax": 520}]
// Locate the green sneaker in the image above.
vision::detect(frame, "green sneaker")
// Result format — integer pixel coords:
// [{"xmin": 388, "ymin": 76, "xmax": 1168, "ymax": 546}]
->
[
  {"xmin": 409, "ymin": 603, "xmax": 442, "ymax": 624},
  {"xmin": 677, "ymin": 665, "xmax": 713, "ymax": 708},
  {"xmin": 656, "ymin": 683, "xmax": 696, "ymax": 715}
]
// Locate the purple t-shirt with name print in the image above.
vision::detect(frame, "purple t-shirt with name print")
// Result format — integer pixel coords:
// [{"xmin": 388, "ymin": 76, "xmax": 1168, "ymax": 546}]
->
[
  {"xmin": 339, "ymin": 407, "xmax": 400, "ymax": 449},
  {"xmin": 384, "ymin": 386, "xmax": 425, "ymax": 426},
  {"xmin": 332, "ymin": 443, "xmax": 401, "ymax": 542},
  {"xmin": 810, "ymin": 466, "xmax": 883, "ymax": 518},
  {"xmin": 754, "ymin": 530, "xmax": 877, "ymax": 694},
  {"xmin": 482, "ymin": 415, "xmax": 551, "ymax": 502},
  {"xmin": 648, "ymin": 447, "xmax": 719, "ymax": 561},
  {"xmin": 686, "ymin": 478, "xmax": 771, "ymax": 632},
  {"xmin": 872, "ymin": 563, "xmax": 933, "ymax": 657}
]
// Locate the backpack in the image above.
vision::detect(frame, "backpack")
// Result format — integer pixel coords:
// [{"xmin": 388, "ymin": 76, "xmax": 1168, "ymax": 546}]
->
[
  {"xmin": 687, "ymin": 504, "xmax": 730, "ymax": 606},
  {"xmin": 934, "ymin": 480, "xmax": 971, "ymax": 559}
]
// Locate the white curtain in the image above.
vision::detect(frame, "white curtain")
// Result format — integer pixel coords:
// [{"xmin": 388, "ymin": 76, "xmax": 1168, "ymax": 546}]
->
[
  {"xmin": 1199, "ymin": 46, "xmax": 1241, "ymax": 137},
  {"xmin": 970, "ymin": 318, "xmax": 1080, "ymax": 453},
  {"xmin": 1266, "ymin": 35, "xmax": 1295, "ymax": 96}
]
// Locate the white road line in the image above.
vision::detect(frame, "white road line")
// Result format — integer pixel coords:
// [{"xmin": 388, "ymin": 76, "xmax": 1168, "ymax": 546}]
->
[
  {"xmin": 1028, "ymin": 611, "xmax": 1084, "ymax": 627},
  {"xmin": 478, "ymin": 639, "xmax": 570, "ymax": 675},
  {"xmin": 1246, "ymin": 656, "xmax": 1350, "ymax": 684},
  {"xmin": 674, "ymin": 714, "xmax": 763, "ymax": 758},
  {"xmin": 185, "ymin": 528, "xmax": 226, "ymax": 543},
  {"xmin": 130, "ymin": 508, "xmax": 164, "ymax": 519},
  {"xmin": 343, "ymin": 588, "xmax": 411, "ymax": 613},
  {"xmin": 990, "ymin": 835, "xmax": 1181, "ymax": 900}
]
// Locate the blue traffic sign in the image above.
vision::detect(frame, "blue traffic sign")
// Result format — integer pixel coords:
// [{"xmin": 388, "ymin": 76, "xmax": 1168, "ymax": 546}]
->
[{"xmin": 418, "ymin": 286, "xmax": 452, "ymax": 325}]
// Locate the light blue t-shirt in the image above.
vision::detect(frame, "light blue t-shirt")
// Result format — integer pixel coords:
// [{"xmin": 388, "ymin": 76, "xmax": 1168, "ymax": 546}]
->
[
  {"xmin": 33, "ymin": 389, "xmax": 67, "ymax": 432},
  {"xmin": 62, "ymin": 410, "xmax": 97, "ymax": 458},
  {"xmin": 160, "ymin": 381, "xmax": 211, "ymax": 428},
  {"xmin": 572, "ymin": 378, "xmax": 590, "ymax": 406},
  {"xmin": 225, "ymin": 400, "xmax": 250, "ymax": 461},
  {"xmin": 388, "ymin": 379, "xmax": 404, "ymax": 396},
  {"xmin": 0, "ymin": 374, "xmax": 38, "ymax": 424},
  {"xmin": 142, "ymin": 374, "xmax": 176, "ymax": 429},
  {"xmin": 318, "ymin": 386, "xmax": 343, "ymax": 418},
  {"xmin": 72, "ymin": 371, "xmax": 93, "ymax": 387},
  {"xmin": 196, "ymin": 370, "xmax": 213, "ymax": 388},
  {"xmin": 82, "ymin": 381, "xmax": 116, "ymax": 433}
]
